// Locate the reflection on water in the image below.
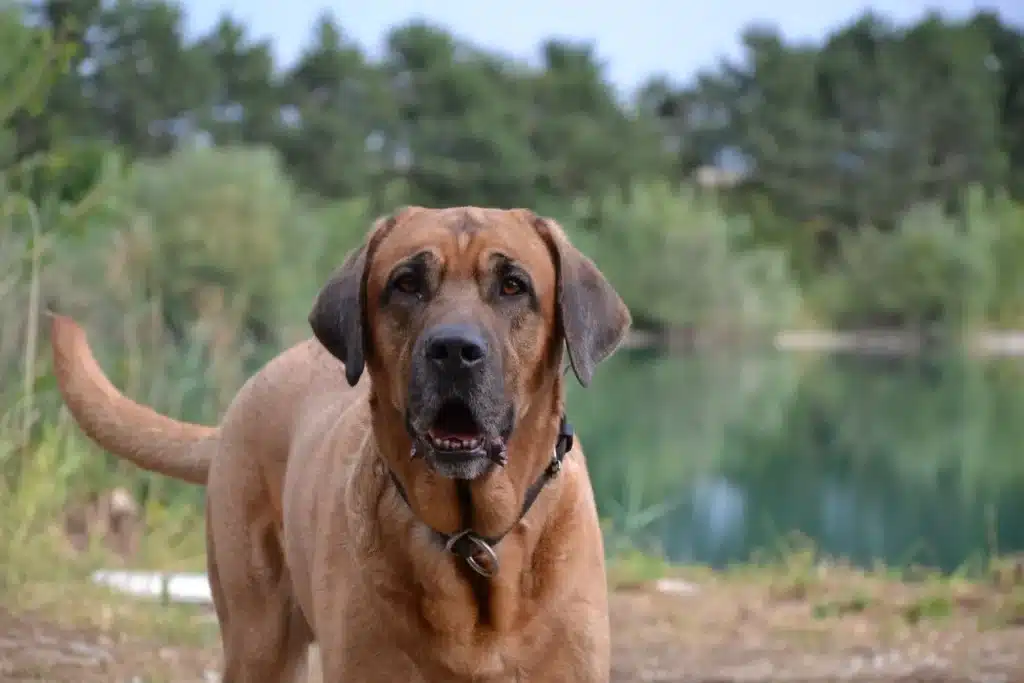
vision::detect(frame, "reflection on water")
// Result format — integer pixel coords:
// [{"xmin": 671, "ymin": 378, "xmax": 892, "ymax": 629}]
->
[{"xmin": 568, "ymin": 349, "xmax": 1024, "ymax": 572}]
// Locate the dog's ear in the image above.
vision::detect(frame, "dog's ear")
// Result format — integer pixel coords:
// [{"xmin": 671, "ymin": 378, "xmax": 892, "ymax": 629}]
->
[
  {"xmin": 309, "ymin": 243, "xmax": 369, "ymax": 386},
  {"xmin": 533, "ymin": 215, "xmax": 631, "ymax": 387},
  {"xmin": 309, "ymin": 212, "xmax": 407, "ymax": 386}
]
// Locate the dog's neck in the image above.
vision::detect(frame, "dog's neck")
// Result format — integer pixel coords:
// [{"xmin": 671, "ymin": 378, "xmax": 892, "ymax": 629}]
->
[{"xmin": 391, "ymin": 414, "xmax": 572, "ymax": 576}]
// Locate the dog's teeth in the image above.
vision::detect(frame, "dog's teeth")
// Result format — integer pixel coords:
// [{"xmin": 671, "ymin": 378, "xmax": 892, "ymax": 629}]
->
[{"xmin": 424, "ymin": 435, "xmax": 486, "ymax": 452}]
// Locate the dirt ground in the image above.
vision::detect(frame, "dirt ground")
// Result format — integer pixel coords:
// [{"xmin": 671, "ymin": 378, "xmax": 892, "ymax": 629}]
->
[
  {"xmin": 4, "ymin": 576, "xmax": 1024, "ymax": 683},
  {"xmin": 20, "ymin": 480, "xmax": 1018, "ymax": 682}
]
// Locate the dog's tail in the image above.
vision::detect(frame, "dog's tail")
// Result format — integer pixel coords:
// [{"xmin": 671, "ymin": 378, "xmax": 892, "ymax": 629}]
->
[{"xmin": 48, "ymin": 313, "xmax": 217, "ymax": 485}]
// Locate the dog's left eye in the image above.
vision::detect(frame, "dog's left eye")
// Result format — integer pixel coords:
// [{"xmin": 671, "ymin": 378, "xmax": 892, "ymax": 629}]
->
[
  {"xmin": 393, "ymin": 273, "xmax": 422, "ymax": 296},
  {"xmin": 499, "ymin": 275, "xmax": 527, "ymax": 297}
]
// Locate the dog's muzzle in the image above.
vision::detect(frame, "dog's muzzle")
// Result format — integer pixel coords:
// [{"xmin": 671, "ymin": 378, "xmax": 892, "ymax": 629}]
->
[{"xmin": 406, "ymin": 322, "xmax": 511, "ymax": 480}]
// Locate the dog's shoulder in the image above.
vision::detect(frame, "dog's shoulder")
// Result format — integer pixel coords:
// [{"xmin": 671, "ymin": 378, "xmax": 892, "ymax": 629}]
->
[{"xmin": 219, "ymin": 338, "xmax": 367, "ymax": 444}]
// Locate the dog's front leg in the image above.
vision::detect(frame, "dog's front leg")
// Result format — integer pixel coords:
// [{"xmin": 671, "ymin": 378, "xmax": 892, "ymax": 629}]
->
[{"xmin": 523, "ymin": 613, "xmax": 610, "ymax": 683}]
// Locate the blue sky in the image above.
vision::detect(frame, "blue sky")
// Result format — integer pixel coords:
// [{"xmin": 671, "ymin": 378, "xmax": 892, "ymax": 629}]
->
[{"xmin": 181, "ymin": 0, "xmax": 1022, "ymax": 93}]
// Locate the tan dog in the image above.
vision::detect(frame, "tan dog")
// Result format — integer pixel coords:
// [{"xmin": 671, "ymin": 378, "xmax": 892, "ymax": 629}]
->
[{"xmin": 49, "ymin": 207, "xmax": 631, "ymax": 682}]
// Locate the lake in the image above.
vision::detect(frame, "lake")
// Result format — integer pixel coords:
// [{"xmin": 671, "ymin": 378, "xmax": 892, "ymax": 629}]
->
[{"xmin": 568, "ymin": 348, "xmax": 1024, "ymax": 573}]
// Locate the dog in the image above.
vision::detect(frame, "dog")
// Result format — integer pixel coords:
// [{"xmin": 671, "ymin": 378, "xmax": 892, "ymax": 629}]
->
[{"xmin": 49, "ymin": 206, "xmax": 631, "ymax": 682}]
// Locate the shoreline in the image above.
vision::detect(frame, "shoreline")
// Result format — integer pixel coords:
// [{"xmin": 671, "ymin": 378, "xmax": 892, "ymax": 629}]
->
[
  {"xmin": 776, "ymin": 329, "xmax": 1024, "ymax": 356},
  {"xmin": 625, "ymin": 328, "xmax": 1024, "ymax": 356}
]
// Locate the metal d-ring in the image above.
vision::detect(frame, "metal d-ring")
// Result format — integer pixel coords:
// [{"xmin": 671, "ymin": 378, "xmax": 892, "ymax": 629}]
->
[{"xmin": 444, "ymin": 529, "xmax": 500, "ymax": 578}]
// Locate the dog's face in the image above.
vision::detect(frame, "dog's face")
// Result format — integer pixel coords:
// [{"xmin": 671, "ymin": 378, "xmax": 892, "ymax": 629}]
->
[{"xmin": 309, "ymin": 207, "xmax": 630, "ymax": 480}]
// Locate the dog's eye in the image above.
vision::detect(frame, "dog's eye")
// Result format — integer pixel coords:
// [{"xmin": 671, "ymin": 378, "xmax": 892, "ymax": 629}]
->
[
  {"xmin": 393, "ymin": 273, "xmax": 422, "ymax": 296},
  {"xmin": 500, "ymin": 275, "xmax": 527, "ymax": 297}
]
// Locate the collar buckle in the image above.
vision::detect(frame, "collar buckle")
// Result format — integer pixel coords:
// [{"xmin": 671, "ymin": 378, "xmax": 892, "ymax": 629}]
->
[{"xmin": 444, "ymin": 529, "xmax": 500, "ymax": 577}]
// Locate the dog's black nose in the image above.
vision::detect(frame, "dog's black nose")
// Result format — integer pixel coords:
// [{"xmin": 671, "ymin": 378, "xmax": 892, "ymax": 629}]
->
[{"xmin": 424, "ymin": 324, "xmax": 488, "ymax": 373}]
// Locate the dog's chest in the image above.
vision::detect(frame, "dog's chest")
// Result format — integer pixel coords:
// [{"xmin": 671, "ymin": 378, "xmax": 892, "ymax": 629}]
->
[{"xmin": 378, "ymin": 577, "xmax": 546, "ymax": 681}]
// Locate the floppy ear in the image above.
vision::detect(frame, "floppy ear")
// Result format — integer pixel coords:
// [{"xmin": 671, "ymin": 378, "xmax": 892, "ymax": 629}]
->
[
  {"xmin": 535, "ymin": 216, "xmax": 632, "ymax": 387},
  {"xmin": 308, "ymin": 243, "xmax": 370, "ymax": 387},
  {"xmin": 308, "ymin": 211, "xmax": 410, "ymax": 386}
]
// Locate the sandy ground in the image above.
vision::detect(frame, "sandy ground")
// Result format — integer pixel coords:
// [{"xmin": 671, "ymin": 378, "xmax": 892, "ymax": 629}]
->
[{"xmin": 4, "ymin": 579, "xmax": 1024, "ymax": 683}]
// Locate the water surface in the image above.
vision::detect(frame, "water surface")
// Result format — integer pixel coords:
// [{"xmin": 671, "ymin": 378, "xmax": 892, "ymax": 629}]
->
[{"xmin": 569, "ymin": 349, "xmax": 1024, "ymax": 572}]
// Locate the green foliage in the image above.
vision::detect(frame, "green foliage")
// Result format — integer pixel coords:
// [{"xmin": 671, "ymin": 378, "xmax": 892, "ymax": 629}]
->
[
  {"xmin": 811, "ymin": 188, "xmax": 1024, "ymax": 333},
  {"xmin": 124, "ymin": 146, "xmax": 319, "ymax": 347},
  {"xmin": 974, "ymin": 192, "xmax": 1024, "ymax": 327},
  {"xmin": 3, "ymin": 1, "xmax": 1023, "ymax": 334},
  {"xmin": 568, "ymin": 182, "xmax": 805, "ymax": 335}
]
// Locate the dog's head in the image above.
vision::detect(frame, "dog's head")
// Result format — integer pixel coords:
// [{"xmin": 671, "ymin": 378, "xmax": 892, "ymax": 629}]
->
[{"xmin": 309, "ymin": 207, "xmax": 630, "ymax": 480}]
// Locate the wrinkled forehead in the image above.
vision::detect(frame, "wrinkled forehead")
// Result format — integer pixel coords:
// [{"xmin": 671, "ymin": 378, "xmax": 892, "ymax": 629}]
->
[{"xmin": 369, "ymin": 207, "xmax": 556, "ymax": 285}]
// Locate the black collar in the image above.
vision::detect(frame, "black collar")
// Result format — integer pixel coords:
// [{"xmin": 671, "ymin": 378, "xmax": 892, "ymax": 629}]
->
[{"xmin": 388, "ymin": 415, "xmax": 574, "ymax": 578}]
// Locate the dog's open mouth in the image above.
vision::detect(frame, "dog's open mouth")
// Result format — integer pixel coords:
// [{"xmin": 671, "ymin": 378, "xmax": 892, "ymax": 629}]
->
[
  {"xmin": 411, "ymin": 398, "xmax": 509, "ymax": 478},
  {"xmin": 426, "ymin": 399, "xmax": 485, "ymax": 453}
]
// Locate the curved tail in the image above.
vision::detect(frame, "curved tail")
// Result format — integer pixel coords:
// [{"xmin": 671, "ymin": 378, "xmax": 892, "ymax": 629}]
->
[{"xmin": 48, "ymin": 313, "xmax": 217, "ymax": 485}]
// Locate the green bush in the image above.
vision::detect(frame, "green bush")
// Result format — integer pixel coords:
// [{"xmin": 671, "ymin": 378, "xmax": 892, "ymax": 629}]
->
[
  {"xmin": 122, "ymin": 145, "xmax": 363, "ymax": 350},
  {"xmin": 565, "ymin": 181, "xmax": 806, "ymax": 338},
  {"xmin": 974, "ymin": 191, "xmax": 1024, "ymax": 328},
  {"xmin": 810, "ymin": 187, "xmax": 1024, "ymax": 334}
]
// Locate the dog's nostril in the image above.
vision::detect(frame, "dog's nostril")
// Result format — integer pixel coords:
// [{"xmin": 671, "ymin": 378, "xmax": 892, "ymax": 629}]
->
[
  {"xmin": 460, "ymin": 343, "xmax": 485, "ymax": 364},
  {"xmin": 426, "ymin": 340, "xmax": 450, "ymax": 362}
]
